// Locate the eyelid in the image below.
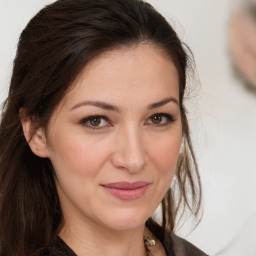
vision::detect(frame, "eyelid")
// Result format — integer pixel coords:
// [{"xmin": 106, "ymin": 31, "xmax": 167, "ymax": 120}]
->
[
  {"xmin": 79, "ymin": 115, "xmax": 111, "ymax": 129},
  {"xmin": 149, "ymin": 112, "xmax": 174, "ymax": 119},
  {"xmin": 145, "ymin": 113, "xmax": 175, "ymax": 126},
  {"xmin": 79, "ymin": 113, "xmax": 175, "ymax": 130}
]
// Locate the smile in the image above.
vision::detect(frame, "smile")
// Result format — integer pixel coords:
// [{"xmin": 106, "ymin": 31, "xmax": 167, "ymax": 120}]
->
[{"xmin": 101, "ymin": 181, "xmax": 151, "ymax": 200}]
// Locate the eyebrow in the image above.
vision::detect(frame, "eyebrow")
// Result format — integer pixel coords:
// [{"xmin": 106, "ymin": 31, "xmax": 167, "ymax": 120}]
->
[
  {"xmin": 70, "ymin": 101, "xmax": 119, "ymax": 112},
  {"xmin": 70, "ymin": 97, "xmax": 179, "ymax": 112},
  {"xmin": 147, "ymin": 97, "xmax": 179, "ymax": 109}
]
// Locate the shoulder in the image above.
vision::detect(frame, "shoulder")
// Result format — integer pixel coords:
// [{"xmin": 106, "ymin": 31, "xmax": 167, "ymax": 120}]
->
[
  {"xmin": 43, "ymin": 236, "xmax": 76, "ymax": 256},
  {"xmin": 146, "ymin": 219, "xmax": 208, "ymax": 256},
  {"xmin": 166, "ymin": 234, "xmax": 208, "ymax": 256}
]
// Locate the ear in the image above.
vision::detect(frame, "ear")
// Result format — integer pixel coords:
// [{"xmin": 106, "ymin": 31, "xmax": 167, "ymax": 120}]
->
[{"xmin": 20, "ymin": 110, "xmax": 49, "ymax": 158}]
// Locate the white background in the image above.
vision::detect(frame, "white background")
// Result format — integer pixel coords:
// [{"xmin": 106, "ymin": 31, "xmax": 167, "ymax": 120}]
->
[{"xmin": 0, "ymin": 1, "xmax": 256, "ymax": 255}]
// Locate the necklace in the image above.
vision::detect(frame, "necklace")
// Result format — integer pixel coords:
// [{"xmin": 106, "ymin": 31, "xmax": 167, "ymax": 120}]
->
[{"xmin": 144, "ymin": 234, "xmax": 156, "ymax": 256}]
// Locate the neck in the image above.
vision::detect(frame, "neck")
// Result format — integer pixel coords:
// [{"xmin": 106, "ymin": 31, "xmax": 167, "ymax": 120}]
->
[{"xmin": 59, "ymin": 218, "xmax": 148, "ymax": 256}]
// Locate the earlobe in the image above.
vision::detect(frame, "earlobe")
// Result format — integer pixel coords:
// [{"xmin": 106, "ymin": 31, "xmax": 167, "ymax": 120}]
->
[{"xmin": 20, "ymin": 111, "xmax": 49, "ymax": 158}]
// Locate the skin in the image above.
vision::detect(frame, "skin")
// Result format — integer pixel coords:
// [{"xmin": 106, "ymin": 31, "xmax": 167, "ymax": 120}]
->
[
  {"xmin": 229, "ymin": 9, "xmax": 256, "ymax": 88},
  {"xmin": 24, "ymin": 44, "xmax": 182, "ymax": 256}
]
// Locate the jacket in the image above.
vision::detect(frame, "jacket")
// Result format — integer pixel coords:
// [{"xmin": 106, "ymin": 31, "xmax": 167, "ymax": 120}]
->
[{"xmin": 45, "ymin": 235, "xmax": 208, "ymax": 256}]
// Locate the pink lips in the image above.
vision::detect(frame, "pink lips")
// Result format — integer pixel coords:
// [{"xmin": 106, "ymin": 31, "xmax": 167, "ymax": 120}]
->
[{"xmin": 101, "ymin": 181, "xmax": 150, "ymax": 200}]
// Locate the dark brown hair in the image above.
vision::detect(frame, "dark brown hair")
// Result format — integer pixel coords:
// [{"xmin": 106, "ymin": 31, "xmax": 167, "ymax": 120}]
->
[{"xmin": 0, "ymin": 0, "xmax": 201, "ymax": 255}]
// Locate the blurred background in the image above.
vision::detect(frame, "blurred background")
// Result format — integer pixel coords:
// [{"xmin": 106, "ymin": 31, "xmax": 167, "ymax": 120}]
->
[{"xmin": 0, "ymin": 0, "xmax": 256, "ymax": 255}]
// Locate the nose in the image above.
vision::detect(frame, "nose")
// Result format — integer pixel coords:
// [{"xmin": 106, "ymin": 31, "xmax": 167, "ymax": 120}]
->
[{"xmin": 111, "ymin": 125, "xmax": 147, "ymax": 173}]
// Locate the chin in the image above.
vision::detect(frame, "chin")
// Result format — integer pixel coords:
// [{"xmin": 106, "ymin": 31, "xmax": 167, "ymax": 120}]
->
[{"xmin": 98, "ymin": 208, "xmax": 152, "ymax": 231}]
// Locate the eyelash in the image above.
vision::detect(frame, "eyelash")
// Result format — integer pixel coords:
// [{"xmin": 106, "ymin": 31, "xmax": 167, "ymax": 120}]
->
[
  {"xmin": 146, "ymin": 113, "xmax": 175, "ymax": 126},
  {"xmin": 79, "ymin": 113, "xmax": 175, "ymax": 130},
  {"xmin": 79, "ymin": 115, "xmax": 111, "ymax": 130}
]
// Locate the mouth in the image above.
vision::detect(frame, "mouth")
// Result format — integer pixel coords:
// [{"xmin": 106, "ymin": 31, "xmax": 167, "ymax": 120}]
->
[{"xmin": 101, "ymin": 181, "xmax": 151, "ymax": 201}]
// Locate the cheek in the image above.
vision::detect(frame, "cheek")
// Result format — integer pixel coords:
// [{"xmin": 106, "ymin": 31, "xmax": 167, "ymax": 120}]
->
[
  {"xmin": 47, "ymin": 129, "xmax": 111, "ymax": 177},
  {"xmin": 149, "ymin": 130, "xmax": 182, "ymax": 180},
  {"xmin": 154, "ymin": 132, "xmax": 181, "ymax": 163},
  {"xmin": 146, "ymin": 130, "xmax": 182, "ymax": 206},
  {"xmin": 158, "ymin": 138, "xmax": 181, "ymax": 162}
]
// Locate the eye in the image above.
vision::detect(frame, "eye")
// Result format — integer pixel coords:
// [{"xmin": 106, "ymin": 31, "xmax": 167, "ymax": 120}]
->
[
  {"xmin": 80, "ymin": 115, "xmax": 110, "ymax": 129},
  {"xmin": 146, "ymin": 113, "xmax": 174, "ymax": 126}
]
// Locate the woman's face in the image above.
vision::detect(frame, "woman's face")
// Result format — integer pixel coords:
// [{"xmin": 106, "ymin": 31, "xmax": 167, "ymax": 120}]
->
[{"xmin": 44, "ymin": 44, "xmax": 182, "ymax": 232}]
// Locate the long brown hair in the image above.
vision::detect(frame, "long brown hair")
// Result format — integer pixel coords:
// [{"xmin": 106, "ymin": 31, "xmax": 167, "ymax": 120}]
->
[{"xmin": 0, "ymin": 0, "xmax": 201, "ymax": 255}]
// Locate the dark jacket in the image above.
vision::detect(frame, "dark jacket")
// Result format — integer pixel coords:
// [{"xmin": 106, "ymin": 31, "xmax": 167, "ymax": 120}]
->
[{"xmin": 45, "ymin": 235, "xmax": 208, "ymax": 256}]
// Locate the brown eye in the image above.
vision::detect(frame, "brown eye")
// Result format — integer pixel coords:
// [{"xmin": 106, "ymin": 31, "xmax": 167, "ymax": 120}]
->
[
  {"xmin": 146, "ymin": 113, "xmax": 174, "ymax": 126},
  {"xmin": 150, "ymin": 115, "xmax": 162, "ymax": 124},
  {"xmin": 89, "ymin": 117, "xmax": 102, "ymax": 127},
  {"xmin": 80, "ymin": 115, "xmax": 109, "ymax": 129}
]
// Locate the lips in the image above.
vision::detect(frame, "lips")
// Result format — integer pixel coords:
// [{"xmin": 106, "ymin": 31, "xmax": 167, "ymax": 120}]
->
[{"xmin": 101, "ymin": 181, "xmax": 151, "ymax": 200}]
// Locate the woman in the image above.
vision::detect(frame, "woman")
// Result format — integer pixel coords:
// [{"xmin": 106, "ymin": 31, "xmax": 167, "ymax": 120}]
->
[{"xmin": 0, "ymin": 0, "xmax": 207, "ymax": 255}]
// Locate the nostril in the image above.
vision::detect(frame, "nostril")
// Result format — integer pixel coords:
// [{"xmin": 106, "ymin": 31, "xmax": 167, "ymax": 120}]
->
[
  {"xmin": 111, "ymin": 145, "xmax": 146, "ymax": 173},
  {"xmin": 111, "ymin": 127, "xmax": 147, "ymax": 172}
]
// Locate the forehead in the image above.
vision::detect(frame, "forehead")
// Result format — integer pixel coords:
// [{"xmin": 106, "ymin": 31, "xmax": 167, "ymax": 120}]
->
[{"xmin": 61, "ymin": 44, "xmax": 179, "ymax": 109}]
